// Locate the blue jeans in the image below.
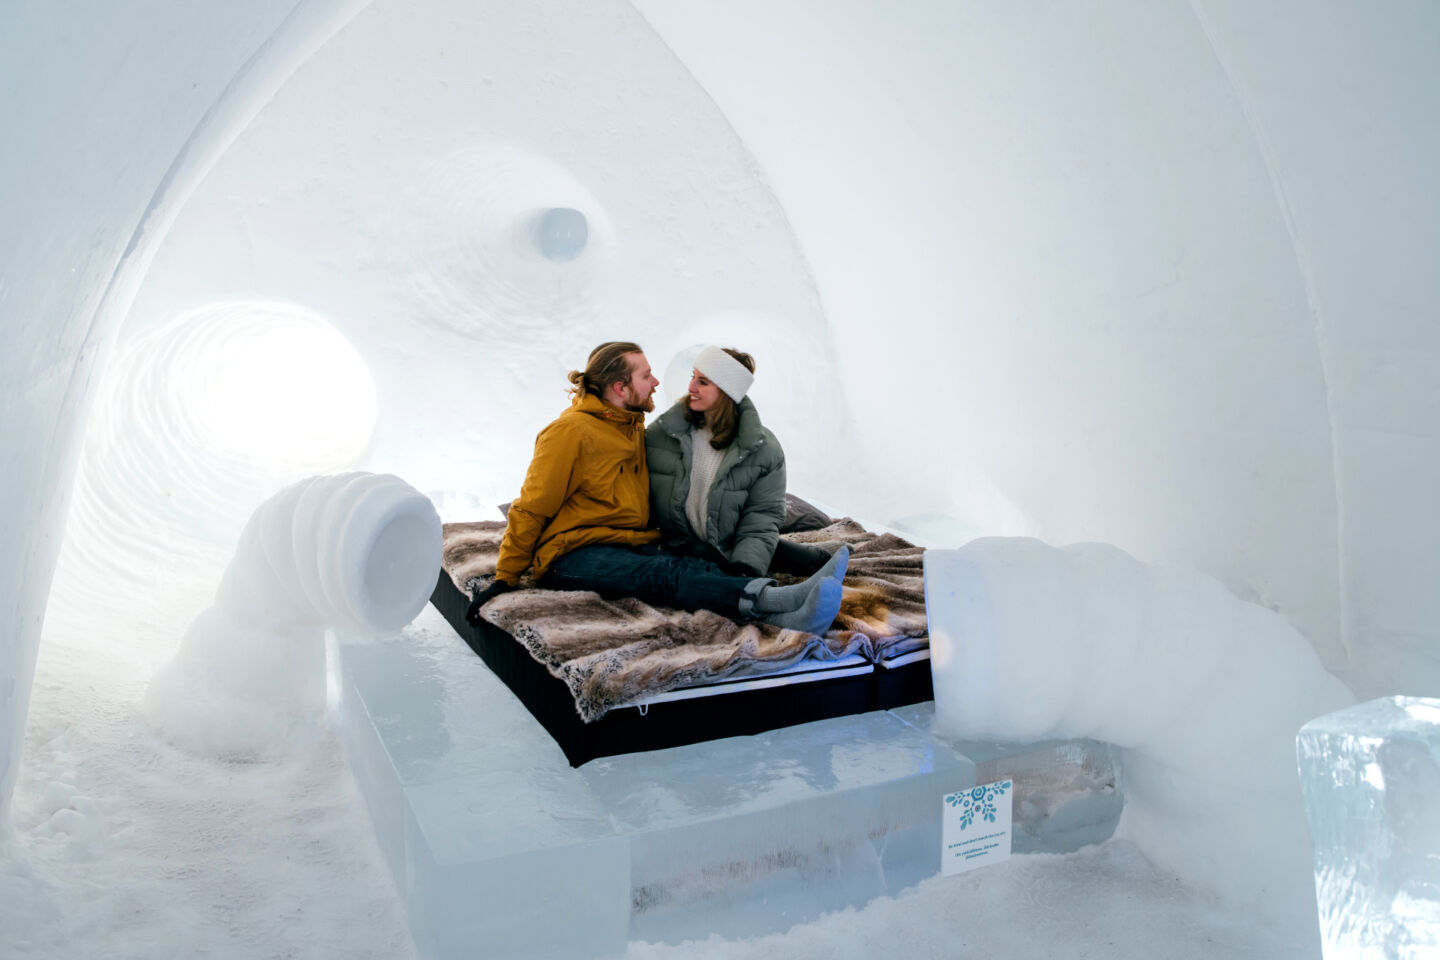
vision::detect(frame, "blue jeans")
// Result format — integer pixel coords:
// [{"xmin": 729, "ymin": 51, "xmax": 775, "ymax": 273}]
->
[{"xmin": 543, "ymin": 544, "xmax": 760, "ymax": 616}]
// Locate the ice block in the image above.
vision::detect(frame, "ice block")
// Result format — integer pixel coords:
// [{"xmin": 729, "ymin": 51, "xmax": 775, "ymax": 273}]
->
[{"xmin": 1297, "ymin": 696, "xmax": 1440, "ymax": 959}]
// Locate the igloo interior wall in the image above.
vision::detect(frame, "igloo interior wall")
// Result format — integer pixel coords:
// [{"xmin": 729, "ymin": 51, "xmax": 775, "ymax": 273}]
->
[{"xmin": 3, "ymin": 0, "xmax": 1439, "ymax": 825}]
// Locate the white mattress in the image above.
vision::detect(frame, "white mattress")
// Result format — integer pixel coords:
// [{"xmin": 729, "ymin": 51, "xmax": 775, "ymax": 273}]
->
[
  {"xmin": 879, "ymin": 648, "xmax": 931, "ymax": 670},
  {"xmin": 626, "ymin": 653, "xmax": 874, "ymax": 708}
]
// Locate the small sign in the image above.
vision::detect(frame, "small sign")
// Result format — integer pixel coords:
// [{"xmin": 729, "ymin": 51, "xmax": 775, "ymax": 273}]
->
[{"xmin": 941, "ymin": 780, "xmax": 1013, "ymax": 875}]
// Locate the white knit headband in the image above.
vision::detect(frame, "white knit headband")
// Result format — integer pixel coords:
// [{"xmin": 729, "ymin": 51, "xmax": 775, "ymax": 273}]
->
[{"xmin": 693, "ymin": 346, "xmax": 754, "ymax": 402}]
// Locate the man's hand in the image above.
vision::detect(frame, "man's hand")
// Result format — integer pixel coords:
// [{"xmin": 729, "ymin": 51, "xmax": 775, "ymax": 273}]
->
[{"xmin": 465, "ymin": 579, "xmax": 514, "ymax": 625}]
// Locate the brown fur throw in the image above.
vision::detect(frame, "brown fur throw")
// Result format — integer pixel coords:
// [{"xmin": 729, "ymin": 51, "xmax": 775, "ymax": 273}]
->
[{"xmin": 441, "ymin": 519, "xmax": 929, "ymax": 721}]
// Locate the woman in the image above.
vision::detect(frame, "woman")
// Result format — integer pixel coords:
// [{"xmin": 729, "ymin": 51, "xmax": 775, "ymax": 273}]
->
[{"xmin": 646, "ymin": 346, "xmax": 834, "ymax": 577}]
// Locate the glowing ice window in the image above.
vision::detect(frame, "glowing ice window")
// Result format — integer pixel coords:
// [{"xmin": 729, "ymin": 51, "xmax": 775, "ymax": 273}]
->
[
  {"xmin": 168, "ymin": 301, "xmax": 378, "ymax": 475},
  {"xmin": 51, "ymin": 301, "xmax": 379, "ymax": 649}
]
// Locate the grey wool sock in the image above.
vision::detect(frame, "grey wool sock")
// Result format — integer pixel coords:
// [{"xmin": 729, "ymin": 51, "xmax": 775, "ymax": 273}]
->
[{"xmin": 754, "ymin": 545, "xmax": 849, "ymax": 633}]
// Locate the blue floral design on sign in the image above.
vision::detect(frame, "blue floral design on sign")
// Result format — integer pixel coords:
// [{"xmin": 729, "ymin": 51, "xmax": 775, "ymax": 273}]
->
[{"xmin": 943, "ymin": 781, "xmax": 1011, "ymax": 831}]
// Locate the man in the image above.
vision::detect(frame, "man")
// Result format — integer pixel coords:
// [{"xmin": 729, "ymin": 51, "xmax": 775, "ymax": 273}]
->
[{"xmin": 467, "ymin": 342, "xmax": 847, "ymax": 634}]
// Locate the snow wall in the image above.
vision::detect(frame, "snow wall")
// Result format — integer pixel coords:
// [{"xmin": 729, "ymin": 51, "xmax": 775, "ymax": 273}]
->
[{"xmin": 3, "ymin": 0, "xmax": 1438, "ymax": 841}]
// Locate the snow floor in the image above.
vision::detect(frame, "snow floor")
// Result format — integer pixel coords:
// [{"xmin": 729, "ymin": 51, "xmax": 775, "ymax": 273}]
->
[{"xmin": 3, "ymin": 605, "xmax": 1314, "ymax": 959}]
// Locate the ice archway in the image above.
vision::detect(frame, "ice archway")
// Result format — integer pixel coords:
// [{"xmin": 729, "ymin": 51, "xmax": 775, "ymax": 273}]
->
[{"xmin": 2, "ymin": 0, "xmax": 1438, "ymax": 828}]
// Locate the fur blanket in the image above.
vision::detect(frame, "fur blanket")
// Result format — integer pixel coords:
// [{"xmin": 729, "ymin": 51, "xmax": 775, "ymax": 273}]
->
[{"xmin": 441, "ymin": 519, "xmax": 928, "ymax": 721}]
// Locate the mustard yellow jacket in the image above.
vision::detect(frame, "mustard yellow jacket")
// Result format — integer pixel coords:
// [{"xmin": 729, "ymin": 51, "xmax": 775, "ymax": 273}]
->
[{"xmin": 495, "ymin": 393, "xmax": 660, "ymax": 583}]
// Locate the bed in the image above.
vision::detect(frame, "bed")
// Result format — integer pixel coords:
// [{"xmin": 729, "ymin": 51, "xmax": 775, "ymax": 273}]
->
[{"xmin": 430, "ymin": 503, "xmax": 933, "ymax": 765}]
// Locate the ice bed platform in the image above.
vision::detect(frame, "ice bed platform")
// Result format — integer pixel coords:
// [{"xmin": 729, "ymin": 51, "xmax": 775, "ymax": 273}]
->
[
  {"xmin": 426, "ymin": 567, "xmax": 932, "ymax": 765},
  {"xmin": 336, "ymin": 608, "xmax": 1121, "ymax": 958}
]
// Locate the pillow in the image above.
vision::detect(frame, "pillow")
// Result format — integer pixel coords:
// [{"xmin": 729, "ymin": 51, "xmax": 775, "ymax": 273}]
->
[{"xmin": 782, "ymin": 493, "xmax": 833, "ymax": 533}]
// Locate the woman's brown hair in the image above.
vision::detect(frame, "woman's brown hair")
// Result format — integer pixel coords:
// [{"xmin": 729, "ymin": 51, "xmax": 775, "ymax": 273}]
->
[
  {"xmin": 686, "ymin": 348, "xmax": 755, "ymax": 448},
  {"xmin": 568, "ymin": 341, "xmax": 644, "ymax": 400}
]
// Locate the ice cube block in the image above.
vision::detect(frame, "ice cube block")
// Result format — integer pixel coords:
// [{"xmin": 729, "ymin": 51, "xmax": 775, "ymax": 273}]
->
[{"xmin": 1297, "ymin": 696, "xmax": 1440, "ymax": 959}]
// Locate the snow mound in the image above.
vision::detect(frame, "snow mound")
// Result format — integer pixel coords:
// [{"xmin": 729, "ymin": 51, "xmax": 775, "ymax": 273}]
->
[
  {"xmin": 926, "ymin": 537, "xmax": 1355, "ymax": 919},
  {"xmin": 143, "ymin": 473, "xmax": 441, "ymax": 759}
]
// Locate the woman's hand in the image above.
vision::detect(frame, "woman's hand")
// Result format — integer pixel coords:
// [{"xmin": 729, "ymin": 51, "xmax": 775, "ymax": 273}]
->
[{"xmin": 720, "ymin": 558, "xmax": 763, "ymax": 579}]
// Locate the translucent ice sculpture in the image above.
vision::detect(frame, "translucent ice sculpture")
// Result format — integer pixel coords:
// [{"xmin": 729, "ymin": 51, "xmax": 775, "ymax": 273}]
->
[
  {"xmin": 534, "ymin": 206, "xmax": 588, "ymax": 261},
  {"xmin": 1298, "ymin": 696, "xmax": 1440, "ymax": 959},
  {"xmin": 144, "ymin": 472, "xmax": 441, "ymax": 758}
]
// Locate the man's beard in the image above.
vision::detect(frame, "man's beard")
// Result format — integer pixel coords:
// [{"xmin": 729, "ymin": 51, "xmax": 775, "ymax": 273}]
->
[{"xmin": 622, "ymin": 387, "xmax": 655, "ymax": 413}]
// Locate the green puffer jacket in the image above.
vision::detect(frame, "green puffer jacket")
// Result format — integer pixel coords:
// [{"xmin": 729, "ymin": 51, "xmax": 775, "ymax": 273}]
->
[{"xmin": 645, "ymin": 396, "xmax": 787, "ymax": 577}]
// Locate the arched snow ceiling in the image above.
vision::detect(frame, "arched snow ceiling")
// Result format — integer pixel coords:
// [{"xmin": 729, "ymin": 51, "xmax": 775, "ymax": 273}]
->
[{"xmin": 2, "ymin": 0, "xmax": 1437, "ymax": 817}]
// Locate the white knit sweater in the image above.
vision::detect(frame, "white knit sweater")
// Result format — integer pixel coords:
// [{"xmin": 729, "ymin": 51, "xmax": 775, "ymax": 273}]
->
[{"xmin": 685, "ymin": 426, "xmax": 726, "ymax": 539}]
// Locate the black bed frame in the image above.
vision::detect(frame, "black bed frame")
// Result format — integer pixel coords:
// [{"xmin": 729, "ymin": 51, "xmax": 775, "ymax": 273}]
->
[{"xmin": 430, "ymin": 570, "xmax": 933, "ymax": 766}]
